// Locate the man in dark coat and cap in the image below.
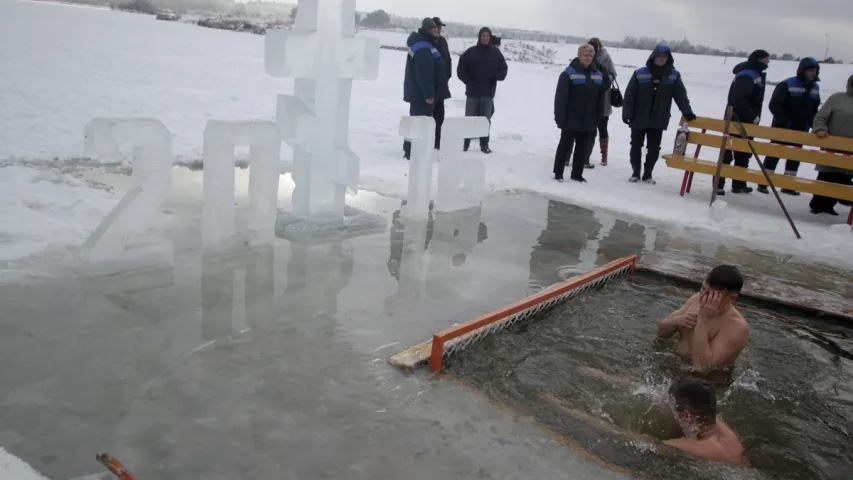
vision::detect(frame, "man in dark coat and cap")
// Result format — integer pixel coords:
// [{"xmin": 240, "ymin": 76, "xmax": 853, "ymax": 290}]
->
[
  {"xmin": 402, "ymin": 18, "xmax": 451, "ymax": 160},
  {"xmin": 758, "ymin": 57, "xmax": 821, "ymax": 195},
  {"xmin": 431, "ymin": 17, "xmax": 452, "ymax": 150},
  {"xmin": 717, "ymin": 49, "xmax": 770, "ymax": 195}
]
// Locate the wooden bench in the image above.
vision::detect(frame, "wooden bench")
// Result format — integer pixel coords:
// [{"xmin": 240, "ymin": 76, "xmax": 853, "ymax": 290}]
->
[{"xmin": 663, "ymin": 116, "xmax": 853, "ymax": 225}]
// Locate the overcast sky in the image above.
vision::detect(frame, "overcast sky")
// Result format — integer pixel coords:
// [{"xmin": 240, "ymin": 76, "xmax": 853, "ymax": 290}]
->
[{"xmin": 357, "ymin": 0, "xmax": 853, "ymax": 61}]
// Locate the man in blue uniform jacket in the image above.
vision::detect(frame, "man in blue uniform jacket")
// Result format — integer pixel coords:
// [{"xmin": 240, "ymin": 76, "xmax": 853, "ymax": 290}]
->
[
  {"xmin": 623, "ymin": 45, "xmax": 696, "ymax": 184},
  {"xmin": 758, "ymin": 57, "xmax": 821, "ymax": 195},
  {"xmin": 403, "ymin": 18, "xmax": 451, "ymax": 160},
  {"xmin": 717, "ymin": 49, "xmax": 770, "ymax": 195}
]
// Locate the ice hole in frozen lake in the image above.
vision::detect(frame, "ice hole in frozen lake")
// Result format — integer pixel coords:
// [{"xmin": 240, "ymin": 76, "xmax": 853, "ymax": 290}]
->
[{"xmin": 446, "ymin": 272, "xmax": 853, "ymax": 480}]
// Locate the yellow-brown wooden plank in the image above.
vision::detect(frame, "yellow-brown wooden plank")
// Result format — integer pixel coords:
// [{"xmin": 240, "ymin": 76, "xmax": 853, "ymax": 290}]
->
[
  {"xmin": 687, "ymin": 132, "xmax": 853, "ymax": 170},
  {"xmin": 679, "ymin": 115, "xmax": 853, "ymax": 153},
  {"xmin": 389, "ymin": 340, "xmax": 432, "ymax": 370},
  {"xmin": 663, "ymin": 155, "xmax": 853, "ymax": 201}
]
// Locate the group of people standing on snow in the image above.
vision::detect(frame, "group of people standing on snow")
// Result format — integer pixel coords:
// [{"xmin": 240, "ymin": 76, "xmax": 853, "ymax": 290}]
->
[
  {"xmin": 553, "ymin": 43, "xmax": 853, "ymax": 215},
  {"xmin": 554, "ymin": 42, "xmax": 696, "ymax": 183},
  {"xmin": 716, "ymin": 51, "xmax": 853, "ymax": 216},
  {"xmin": 403, "ymin": 21, "xmax": 853, "ymax": 216},
  {"xmin": 402, "ymin": 17, "xmax": 507, "ymax": 159}
]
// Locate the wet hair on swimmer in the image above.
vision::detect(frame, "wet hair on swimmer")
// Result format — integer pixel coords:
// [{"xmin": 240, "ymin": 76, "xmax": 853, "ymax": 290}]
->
[
  {"xmin": 705, "ymin": 264, "xmax": 744, "ymax": 293},
  {"xmin": 670, "ymin": 377, "xmax": 717, "ymax": 425}
]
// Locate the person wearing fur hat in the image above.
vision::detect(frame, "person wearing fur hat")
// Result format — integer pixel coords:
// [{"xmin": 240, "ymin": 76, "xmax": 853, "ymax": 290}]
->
[
  {"xmin": 457, "ymin": 26, "xmax": 508, "ymax": 154},
  {"xmin": 717, "ymin": 49, "xmax": 770, "ymax": 195},
  {"xmin": 758, "ymin": 57, "xmax": 821, "ymax": 195}
]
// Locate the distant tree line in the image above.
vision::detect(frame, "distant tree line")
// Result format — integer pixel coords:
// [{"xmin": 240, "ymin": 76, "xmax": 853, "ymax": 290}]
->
[
  {"xmin": 40, "ymin": 0, "xmax": 853, "ymax": 63},
  {"xmin": 289, "ymin": 7, "xmax": 390, "ymax": 28}
]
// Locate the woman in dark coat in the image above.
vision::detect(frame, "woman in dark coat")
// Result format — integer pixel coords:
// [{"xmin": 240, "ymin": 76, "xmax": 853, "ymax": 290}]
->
[{"xmin": 553, "ymin": 44, "xmax": 607, "ymax": 183}]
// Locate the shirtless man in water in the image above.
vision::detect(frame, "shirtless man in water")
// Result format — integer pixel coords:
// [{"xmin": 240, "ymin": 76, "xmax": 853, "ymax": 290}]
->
[
  {"xmin": 657, "ymin": 265, "xmax": 751, "ymax": 373},
  {"xmin": 665, "ymin": 377, "xmax": 747, "ymax": 465}
]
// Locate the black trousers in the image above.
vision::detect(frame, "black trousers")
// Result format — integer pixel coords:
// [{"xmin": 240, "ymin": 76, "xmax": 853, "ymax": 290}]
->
[
  {"xmin": 553, "ymin": 129, "xmax": 590, "ymax": 180},
  {"xmin": 763, "ymin": 141, "xmax": 802, "ymax": 175},
  {"xmin": 598, "ymin": 116, "xmax": 610, "ymax": 140},
  {"xmin": 402, "ymin": 101, "xmax": 435, "ymax": 157},
  {"xmin": 810, "ymin": 171, "xmax": 853, "ymax": 212},
  {"xmin": 433, "ymin": 99, "xmax": 445, "ymax": 149},
  {"xmin": 717, "ymin": 139, "xmax": 753, "ymax": 189},
  {"xmin": 629, "ymin": 128, "xmax": 663, "ymax": 179},
  {"xmin": 463, "ymin": 96, "xmax": 495, "ymax": 150}
]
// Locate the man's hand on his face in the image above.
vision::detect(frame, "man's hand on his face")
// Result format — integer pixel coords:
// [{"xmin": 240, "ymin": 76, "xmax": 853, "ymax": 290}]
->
[{"xmin": 698, "ymin": 290, "xmax": 724, "ymax": 321}]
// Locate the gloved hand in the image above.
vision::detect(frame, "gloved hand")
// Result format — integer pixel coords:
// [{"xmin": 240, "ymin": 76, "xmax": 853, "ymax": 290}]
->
[
  {"xmin": 685, "ymin": 113, "xmax": 697, "ymax": 121},
  {"xmin": 753, "ymin": 117, "xmax": 760, "ymax": 125},
  {"xmin": 623, "ymin": 118, "xmax": 632, "ymax": 126}
]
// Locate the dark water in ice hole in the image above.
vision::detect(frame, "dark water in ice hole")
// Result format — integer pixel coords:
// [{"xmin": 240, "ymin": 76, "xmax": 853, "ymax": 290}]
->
[{"xmin": 448, "ymin": 275, "xmax": 853, "ymax": 480}]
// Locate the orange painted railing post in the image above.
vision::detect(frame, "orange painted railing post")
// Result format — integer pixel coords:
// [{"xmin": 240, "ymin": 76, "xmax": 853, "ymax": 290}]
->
[{"xmin": 430, "ymin": 335, "xmax": 444, "ymax": 372}]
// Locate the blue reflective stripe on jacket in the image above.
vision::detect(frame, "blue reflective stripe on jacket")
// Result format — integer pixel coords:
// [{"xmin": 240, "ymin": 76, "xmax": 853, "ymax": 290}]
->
[
  {"xmin": 635, "ymin": 66, "xmax": 652, "ymax": 84},
  {"xmin": 783, "ymin": 77, "xmax": 819, "ymax": 98},
  {"xmin": 735, "ymin": 69, "xmax": 764, "ymax": 87},
  {"xmin": 666, "ymin": 70, "xmax": 679, "ymax": 84},
  {"xmin": 410, "ymin": 41, "xmax": 441, "ymax": 59},
  {"xmin": 565, "ymin": 66, "xmax": 589, "ymax": 84}
]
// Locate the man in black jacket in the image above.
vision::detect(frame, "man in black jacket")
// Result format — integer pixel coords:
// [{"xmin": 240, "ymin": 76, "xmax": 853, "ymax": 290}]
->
[
  {"xmin": 623, "ymin": 45, "xmax": 696, "ymax": 184},
  {"xmin": 758, "ymin": 57, "xmax": 821, "ymax": 195},
  {"xmin": 717, "ymin": 49, "xmax": 770, "ymax": 195},
  {"xmin": 402, "ymin": 18, "xmax": 451, "ymax": 160},
  {"xmin": 553, "ymin": 44, "xmax": 606, "ymax": 183},
  {"xmin": 457, "ymin": 27, "xmax": 508, "ymax": 154},
  {"xmin": 432, "ymin": 17, "xmax": 452, "ymax": 150}
]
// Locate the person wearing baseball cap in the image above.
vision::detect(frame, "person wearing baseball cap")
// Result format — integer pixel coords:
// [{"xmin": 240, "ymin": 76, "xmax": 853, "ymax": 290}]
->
[
  {"xmin": 402, "ymin": 17, "xmax": 451, "ymax": 159},
  {"xmin": 431, "ymin": 17, "xmax": 452, "ymax": 150}
]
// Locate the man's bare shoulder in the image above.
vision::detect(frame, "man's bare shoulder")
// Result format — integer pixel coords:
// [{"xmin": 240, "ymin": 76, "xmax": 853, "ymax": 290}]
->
[
  {"xmin": 683, "ymin": 293, "xmax": 700, "ymax": 307},
  {"xmin": 663, "ymin": 437, "xmax": 736, "ymax": 464},
  {"xmin": 725, "ymin": 307, "xmax": 751, "ymax": 333}
]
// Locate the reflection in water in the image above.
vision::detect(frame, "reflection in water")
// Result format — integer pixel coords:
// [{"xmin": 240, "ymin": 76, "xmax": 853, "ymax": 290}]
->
[
  {"xmin": 385, "ymin": 201, "xmax": 488, "ymax": 312},
  {"xmin": 529, "ymin": 201, "xmax": 603, "ymax": 290},
  {"xmin": 282, "ymin": 241, "xmax": 355, "ymax": 320},
  {"xmin": 105, "ymin": 240, "xmax": 363, "ymax": 479},
  {"xmin": 528, "ymin": 200, "xmax": 660, "ymax": 291},
  {"xmin": 426, "ymin": 207, "xmax": 488, "ymax": 297},
  {"xmin": 596, "ymin": 219, "xmax": 647, "ymax": 265},
  {"xmin": 201, "ymin": 246, "xmax": 275, "ymax": 342}
]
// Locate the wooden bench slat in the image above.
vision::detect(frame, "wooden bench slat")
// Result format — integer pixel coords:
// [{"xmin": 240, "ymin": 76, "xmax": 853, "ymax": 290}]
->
[
  {"xmin": 687, "ymin": 132, "xmax": 853, "ymax": 170},
  {"xmin": 663, "ymin": 154, "xmax": 853, "ymax": 201},
  {"xmin": 684, "ymin": 116, "xmax": 853, "ymax": 153}
]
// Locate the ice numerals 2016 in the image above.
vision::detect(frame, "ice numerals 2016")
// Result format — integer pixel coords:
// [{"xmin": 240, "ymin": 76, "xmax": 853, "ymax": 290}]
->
[
  {"xmin": 80, "ymin": 118, "xmax": 173, "ymax": 276},
  {"xmin": 202, "ymin": 120, "xmax": 281, "ymax": 253}
]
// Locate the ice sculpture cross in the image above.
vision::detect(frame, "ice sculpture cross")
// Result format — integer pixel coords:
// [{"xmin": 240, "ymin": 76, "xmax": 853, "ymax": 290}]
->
[{"xmin": 265, "ymin": 0, "xmax": 379, "ymax": 221}]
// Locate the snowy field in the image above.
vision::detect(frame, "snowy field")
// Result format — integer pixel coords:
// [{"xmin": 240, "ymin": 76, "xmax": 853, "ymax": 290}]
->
[{"xmin": 2, "ymin": 0, "xmax": 853, "ymax": 274}]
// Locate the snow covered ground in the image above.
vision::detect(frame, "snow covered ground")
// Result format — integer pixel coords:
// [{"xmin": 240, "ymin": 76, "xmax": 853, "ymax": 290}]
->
[
  {"xmin": 2, "ymin": 0, "xmax": 853, "ymax": 273},
  {"xmin": 1, "ymin": 447, "xmax": 48, "ymax": 480}
]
